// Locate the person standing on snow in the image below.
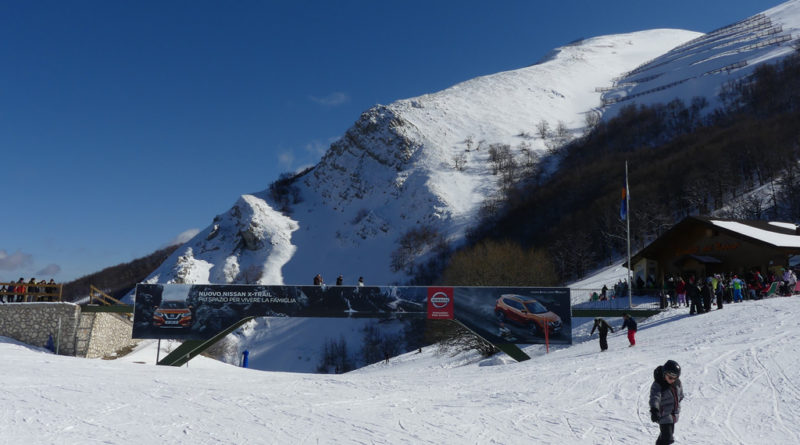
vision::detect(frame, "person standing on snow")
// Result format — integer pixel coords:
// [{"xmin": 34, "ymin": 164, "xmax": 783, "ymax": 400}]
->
[
  {"xmin": 715, "ymin": 275, "xmax": 724, "ymax": 309},
  {"xmin": 701, "ymin": 277, "xmax": 714, "ymax": 312},
  {"xmin": 649, "ymin": 359, "xmax": 684, "ymax": 445},
  {"xmin": 675, "ymin": 276, "xmax": 687, "ymax": 308},
  {"xmin": 731, "ymin": 274, "xmax": 744, "ymax": 302},
  {"xmin": 621, "ymin": 313, "xmax": 637, "ymax": 347},
  {"xmin": 687, "ymin": 276, "xmax": 702, "ymax": 314},
  {"xmin": 590, "ymin": 317, "xmax": 614, "ymax": 351}
]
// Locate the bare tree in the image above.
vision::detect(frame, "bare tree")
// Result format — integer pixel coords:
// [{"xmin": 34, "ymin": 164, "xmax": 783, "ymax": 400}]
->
[
  {"xmin": 464, "ymin": 136, "xmax": 474, "ymax": 151},
  {"xmin": 518, "ymin": 141, "xmax": 539, "ymax": 176},
  {"xmin": 536, "ymin": 120, "xmax": 551, "ymax": 139},
  {"xmin": 584, "ymin": 110, "xmax": 601, "ymax": 135},
  {"xmin": 390, "ymin": 225, "xmax": 446, "ymax": 274},
  {"xmin": 316, "ymin": 335, "xmax": 353, "ymax": 374},
  {"xmin": 452, "ymin": 152, "xmax": 468, "ymax": 171}
]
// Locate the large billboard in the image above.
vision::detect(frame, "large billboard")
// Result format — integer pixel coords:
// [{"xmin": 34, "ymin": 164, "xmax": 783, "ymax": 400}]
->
[
  {"xmin": 455, "ymin": 287, "xmax": 571, "ymax": 345},
  {"xmin": 133, "ymin": 284, "xmax": 571, "ymax": 344}
]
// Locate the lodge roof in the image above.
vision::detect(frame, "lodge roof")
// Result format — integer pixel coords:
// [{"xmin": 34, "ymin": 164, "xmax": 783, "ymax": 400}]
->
[
  {"xmin": 700, "ymin": 216, "xmax": 800, "ymax": 248},
  {"xmin": 629, "ymin": 216, "xmax": 800, "ymax": 266}
]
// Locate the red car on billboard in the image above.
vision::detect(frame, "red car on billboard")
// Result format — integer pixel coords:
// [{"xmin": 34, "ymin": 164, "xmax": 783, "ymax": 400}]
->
[
  {"xmin": 494, "ymin": 294, "xmax": 562, "ymax": 336},
  {"xmin": 152, "ymin": 300, "xmax": 193, "ymax": 329}
]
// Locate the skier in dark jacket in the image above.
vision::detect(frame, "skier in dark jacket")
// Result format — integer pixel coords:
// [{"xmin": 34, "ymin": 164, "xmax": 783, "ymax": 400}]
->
[
  {"xmin": 687, "ymin": 276, "xmax": 702, "ymax": 314},
  {"xmin": 621, "ymin": 313, "xmax": 637, "ymax": 347},
  {"xmin": 649, "ymin": 360, "xmax": 684, "ymax": 445},
  {"xmin": 701, "ymin": 278, "xmax": 713, "ymax": 313},
  {"xmin": 590, "ymin": 317, "xmax": 614, "ymax": 351}
]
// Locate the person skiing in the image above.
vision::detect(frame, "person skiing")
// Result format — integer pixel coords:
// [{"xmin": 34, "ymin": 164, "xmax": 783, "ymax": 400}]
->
[
  {"xmin": 649, "ymin": 359, "xmax": 684, "ymax": 445},
  {"xmin": 590, "ymin": 317, "xmax": 614, "ymax": 351},
  {"xmin": 621, "ymin": 313, "xmax": 637, "ymax": 347}
]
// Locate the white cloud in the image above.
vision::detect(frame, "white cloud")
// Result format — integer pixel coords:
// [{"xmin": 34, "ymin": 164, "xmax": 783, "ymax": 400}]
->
[
  {"xmin": 169, "ymin": 229, "xmax": 201, "ymax": 246},
  {"xmin": 304, "ymin": 140, "xmax": 330, "ymax": 158},
  {"xmin": 308, "ymin": 92, "xmax": 350, "ymax": 107},
  {"xmin": 0, "ymin": 250, "xmax": 33, "ymax": 271},
  {"xmin": 278, "ymin": 151, "xmax": 295, "ymax": 169},
  {"xmin": 36, "ymin": 264, "xmax": 61, "ymax": 276},
  {"xmin": 277, "ymin": 138, "xmax": 336, "ymax": 171}
]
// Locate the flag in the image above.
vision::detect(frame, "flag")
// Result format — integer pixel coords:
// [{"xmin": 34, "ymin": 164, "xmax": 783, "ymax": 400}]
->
[{"xmin": 620, "ymin": 177, "xmax": 628, "ymax": 220}]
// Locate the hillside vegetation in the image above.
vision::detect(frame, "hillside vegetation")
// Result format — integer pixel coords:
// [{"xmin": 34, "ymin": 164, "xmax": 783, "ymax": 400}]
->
[
  {"xmin": 443, "ymin": 52, "xmax": 800, "ymax": 283},
  {"xmin": 62, "ymin": 245, "xmax": 179, "ymax": 301}
]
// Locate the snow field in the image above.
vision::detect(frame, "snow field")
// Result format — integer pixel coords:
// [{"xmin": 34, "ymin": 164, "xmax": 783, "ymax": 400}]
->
[{"xmin": 3, "ymin": 296, "xmax": 800, "ymax": 444}]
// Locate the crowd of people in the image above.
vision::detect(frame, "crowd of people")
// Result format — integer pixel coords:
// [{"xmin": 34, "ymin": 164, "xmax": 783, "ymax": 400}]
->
[
  {"xmin": 660, "ymin": 267, "xmax": 798, "ymax": 313},
  {"xmin": 313, "ymin": 274, "xmax": 365, "ymax": 287},
  {"xmin": 0, "ymin": 278, "xmax": 59, "ymax": 303},
  {"xmin": 592, "ymin": 267, "xmax": 799, "ymax": 311}
]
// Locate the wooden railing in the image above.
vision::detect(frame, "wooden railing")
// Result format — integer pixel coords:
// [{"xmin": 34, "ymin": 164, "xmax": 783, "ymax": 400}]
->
[
  {"xmin": 88, "ymin": 285, "xmax": 125, "ymax": 306},
  {"xmin": 0, "ymin": 282, "xmax": 62, "ymax": 302}
]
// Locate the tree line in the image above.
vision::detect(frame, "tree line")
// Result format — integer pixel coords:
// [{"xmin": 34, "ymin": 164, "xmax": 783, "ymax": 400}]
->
[
  {"xmin": 435, "ymin": 51, "xmax": 800, "ymax": 284},
  {"xmin": 61, "ymin": 245, "xmax": 179, "ymax": 301}
]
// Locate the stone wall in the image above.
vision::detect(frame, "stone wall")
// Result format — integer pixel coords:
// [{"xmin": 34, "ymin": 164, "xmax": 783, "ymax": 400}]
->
[
  {"xmin": 0, "ymin": 303, "xmax": 81, "ymax": 355},
  {"xmin": 0, "ymin": 303, "xmax": 137, "ymax": 358},
  {"xmin": 81, "ymin": 312, "xmax": 138, "ymax": 359}
]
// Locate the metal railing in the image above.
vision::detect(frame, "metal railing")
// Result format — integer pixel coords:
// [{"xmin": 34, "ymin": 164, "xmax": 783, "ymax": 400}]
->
[{"xmin": 571, "ymin": 288, "xmax": 664, "ymax": 311}]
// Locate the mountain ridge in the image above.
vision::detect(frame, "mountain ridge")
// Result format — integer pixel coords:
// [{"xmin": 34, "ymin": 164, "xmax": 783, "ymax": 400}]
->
[
  {"xmin": 126, "ymin": 1, "xmax": 800, "ymax": 374},
  {"xmin": 139, "ymin": 28, "xmax": 700, "ymax": 288}
]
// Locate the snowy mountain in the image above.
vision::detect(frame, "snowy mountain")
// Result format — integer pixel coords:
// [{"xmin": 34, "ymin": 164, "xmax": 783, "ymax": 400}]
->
[
  {"xmin": 6, "ymin": 296, "xmax": 800, "ymax": 443},
  {"xmin": 142, "ymin": 29, "xmax": 699, "ymax": 289},
  {"xmin": 603, "ymin": 1, "xmax": 800, "ymax": 115},
  {"xmin": 132, "ymin": 2, "xmax": 800, "ymax": 373},
  {"xmin": 143, "ymin": 2, "xmax": 800, "ymax": 291}
]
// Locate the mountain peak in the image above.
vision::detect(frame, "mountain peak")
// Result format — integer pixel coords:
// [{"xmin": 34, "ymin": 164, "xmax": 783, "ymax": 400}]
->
[{"xmin": 141, "ymin": 4, "xmax": 799, "ymax": 288}]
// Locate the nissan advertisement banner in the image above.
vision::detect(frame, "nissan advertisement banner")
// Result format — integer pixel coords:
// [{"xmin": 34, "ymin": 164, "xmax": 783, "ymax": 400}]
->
[{"xmin": 133, "ymin": 284, "xmax": 571, "ymax": 344}]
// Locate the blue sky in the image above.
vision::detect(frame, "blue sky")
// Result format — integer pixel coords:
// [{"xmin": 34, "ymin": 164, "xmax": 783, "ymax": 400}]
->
[{"xmin": 0, "ymin": 0, "xmax": 783, "ymax": 282}]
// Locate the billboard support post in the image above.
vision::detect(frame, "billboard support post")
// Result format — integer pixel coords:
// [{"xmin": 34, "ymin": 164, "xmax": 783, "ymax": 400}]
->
[{"xmin": 544, "ymin": 323, "xmax": 550, "ymax": 354}]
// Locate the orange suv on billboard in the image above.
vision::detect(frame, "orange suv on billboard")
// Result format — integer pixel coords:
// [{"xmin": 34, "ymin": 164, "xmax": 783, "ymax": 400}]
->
[
  {"xmin": 152, "ymin": 300, "xmax": 193, "ymax": 329},
  {"xmin": 494, "ymin": 294, "xmax": 562, "ymax": 336}
]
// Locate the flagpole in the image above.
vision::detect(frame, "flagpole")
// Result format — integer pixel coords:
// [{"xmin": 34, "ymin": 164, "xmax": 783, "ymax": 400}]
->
[{"xmin": 626, "ymin": 160, "xmax": 632, "ymax": 308}]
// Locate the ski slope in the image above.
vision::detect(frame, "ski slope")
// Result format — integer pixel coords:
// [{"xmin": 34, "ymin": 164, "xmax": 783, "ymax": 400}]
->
[{"xmin": 3, "ymin": 296, "xmax": 800, "ymax": 444}]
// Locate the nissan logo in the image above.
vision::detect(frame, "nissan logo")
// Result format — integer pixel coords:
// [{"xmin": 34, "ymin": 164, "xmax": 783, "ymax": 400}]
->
[{"xmin": 430, "ymin": 291, "xmax": 450, "ymax": 308}]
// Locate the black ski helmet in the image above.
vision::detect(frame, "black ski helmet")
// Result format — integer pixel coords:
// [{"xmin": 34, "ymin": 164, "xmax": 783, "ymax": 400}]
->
[{"xmin": 663, "ymin": 360, "xmax": 681, "ymax": 377}]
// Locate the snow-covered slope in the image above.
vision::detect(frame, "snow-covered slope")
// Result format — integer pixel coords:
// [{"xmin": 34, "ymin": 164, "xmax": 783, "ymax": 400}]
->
[
  {"xmin": 603, "ymin": 1, "xmax": 800, "ymax": 114},
  {"xmin": 5, "ymin": 296, "xmax": 800, "ymax": 443},
  {"xmin": 142, "ymin": 28, "xmax": 698, "ymax": 289},
  {"xmin": 132, "ymin": 2, "xmax": 800, "ymax": 374},
  {"xmin": 141, "ymin": 4, "xmax": 800, "ymax": 291}
]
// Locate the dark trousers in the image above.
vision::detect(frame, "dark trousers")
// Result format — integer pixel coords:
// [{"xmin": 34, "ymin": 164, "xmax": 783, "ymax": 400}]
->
[
  {"xmin": 656, "ymin": 423, "xmax": 674, "ymax": 445},
  {"xmin": 599, "ymin": 334, "xmax": 608, "ymax": 351},
  {"xmin": 689, "ymin": 298, "xmax": 701, "ymax": 314}
]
